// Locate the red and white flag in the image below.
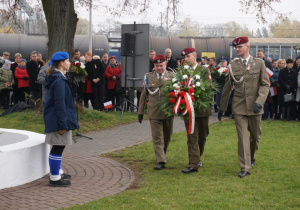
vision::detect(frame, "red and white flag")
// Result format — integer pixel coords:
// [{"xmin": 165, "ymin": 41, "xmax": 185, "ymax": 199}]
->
[
  {"xmin": 270, "ymin": 86, "xmax": 277, "ymax": 96},
  {"xmin": 104, "ymin": 101, "xmax": 113, "ymax": 109},
  {"xmin": 266, "ymin": 68, "xmax": 274, "ymax": 78}
]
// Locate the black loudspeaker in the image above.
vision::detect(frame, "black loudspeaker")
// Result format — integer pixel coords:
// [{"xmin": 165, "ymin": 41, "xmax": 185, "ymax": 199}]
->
[{"xmin": 121, "ymin": 33, "xmax": 136, "ymax": 56}]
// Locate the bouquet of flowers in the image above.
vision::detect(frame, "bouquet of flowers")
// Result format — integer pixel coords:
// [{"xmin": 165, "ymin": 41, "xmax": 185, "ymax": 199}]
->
[
  {"xmin": 160, "ymin": 65, "xmax": 217, "ymax": 134},
  {"xmin": 71, "ymin": 61, "xmax": 88, "ymax": 76},
  {"xmin": 211, "ymin": 66, "xmax": 228, "ymax": 86}
]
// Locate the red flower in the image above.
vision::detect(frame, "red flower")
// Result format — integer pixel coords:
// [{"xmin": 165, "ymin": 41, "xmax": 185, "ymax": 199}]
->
[
  {"xmin": 224, "ymin": 68, "xmax": 228, "ymax": 73},
  {"xmin": 180, "ymin": 91, "xmax": 185, "ymax": 97},
  {"xmin": 180, "ymin": 99, "xmax": 186, "ymax": 105},
  {"xmin": 72, "ymin": 61, "xmax": 75, "ymax": 65},
  {"xmin": 188, "ymin": 88, "xmax": 194, "ymax": 94},
  {"xmin": 169, "ymin": 92, "xmax": 175, "ymax": 97},
  {"xmin": 191, "ymin": 96, "xmax": 195, "ymax": 102},
  {"xmin": 170, "ymin": 98, "xmax": 175, "ymax": 104},
  {"xmin": 214, "ymin": 67, "xmax": 219, "ymax": 71},
  {"xmin": 76, "ymin": 62, "xmax": 81, "ymax": 66},
  {"xmin": 181, "ymin": 81, "xmax": 186, "ymax": 86}
]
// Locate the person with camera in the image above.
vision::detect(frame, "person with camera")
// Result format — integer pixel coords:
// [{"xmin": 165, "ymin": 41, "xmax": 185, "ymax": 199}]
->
[
  {"xmin": 278, "ymin": 58, "xmax": 298, "ymax": 121},
  {"xmin": 138, "ymin": 54, "xmax": 174, "ymax": 170}
]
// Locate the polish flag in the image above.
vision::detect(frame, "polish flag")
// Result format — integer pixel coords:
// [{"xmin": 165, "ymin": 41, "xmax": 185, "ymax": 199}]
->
[
  {"xmin": 266, "ymin": 68, "xmax": 274, "ymax": 78},
  {"xmin": 104, "ymin": 101, "xmax": 113, "ymax": 109},
  {"xmin": 270, "ymin": 86, "xmax": 277, "ymax": 96}
]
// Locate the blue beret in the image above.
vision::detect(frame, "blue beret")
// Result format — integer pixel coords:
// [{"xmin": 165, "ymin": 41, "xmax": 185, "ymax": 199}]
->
[
  {"xmin": 220, "ymin": 57, "xmax": 229, "ymax": 63},
  {"xmin": 49, "ymin": 51, "xmax": 69, "ymax": 66}
]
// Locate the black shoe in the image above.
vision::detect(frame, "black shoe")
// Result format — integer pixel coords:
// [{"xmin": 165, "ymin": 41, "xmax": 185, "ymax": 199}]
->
[
  {"xmin": 154, "ymin": 162, "xmax": 165, "ymax": 170},
  {"xmin": 49, "ymin": 179, "xmax": 71, "ymax": 187},
  {"xmin": 182, "ymin": 167, "xmax": 198, "ymax": 174},
  {"xmin": 238, "ymin": 171, "xmax": 250, "ymax": 178},
  {"xmin": 251, "ymin": 160, "xmax": 256, "ymax": 167},
  {"xmin": 199, "ymin": 161, "xmax": 203, "ymax": 167},
  {"xmin": 61, "ymin": 173, "xmax": 71, "ymax": 180}
]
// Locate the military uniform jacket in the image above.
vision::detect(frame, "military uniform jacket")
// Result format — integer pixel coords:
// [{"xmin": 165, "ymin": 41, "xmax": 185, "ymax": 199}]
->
[
  {"xmin": 195, "ymin": 65, "xmax": 212, "ymax": 117},
  {"xmin": 220, "ymin": 56, "xmax": 270, "ymax": 115},
  {"xmin": 138, "ymin": 70, "xmax": 174, "ymax": 120}
]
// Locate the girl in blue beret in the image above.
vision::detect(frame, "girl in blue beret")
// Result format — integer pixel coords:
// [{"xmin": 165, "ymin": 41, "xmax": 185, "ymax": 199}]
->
[{"xmin": 44, "ymin": 51, "xmax": 79, "ymax": 187}]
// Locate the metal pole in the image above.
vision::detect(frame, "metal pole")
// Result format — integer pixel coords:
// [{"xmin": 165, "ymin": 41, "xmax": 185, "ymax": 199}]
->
[{"xmin": 88, "ymin": 0, "xmax": 92, "ymax": 53}]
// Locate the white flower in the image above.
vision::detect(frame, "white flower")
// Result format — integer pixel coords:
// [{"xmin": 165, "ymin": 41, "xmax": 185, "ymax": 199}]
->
[
  {"xmin": 194, "ymin": 75, "xmax": 200, "ymax": 80},
  {"xmin": 173, "ymin": 84, "xmax": 178, "ymax": 88},
  {"xmin": 182, "ymin": 75, "xmax": 188, "ymax": 80},
  {"xmin": 75, "ymin": 61, "xmax": 79, "ymax": 64},
  {"xmin": 196, "ymin": 82, "xmax": 201, "ymax": 87},
  {"xmin": 80, "ymin": 63, "xmax": 85, "ymax": 69},
  {"xmin": 203, "ymin": 64, "xmax": 209, "ymax": 68},
  {"xmin": 192, "ymin": 85, "xmax": 195, "ymax": 88},
  {"xmin": 183, "ymin": 65, "xmax": 189, "ymax": 69},
  {"xmin": 217, "ymin": 67, "xmax": 226, "ymax": 76},
  {"xmin": 172, "ymin": 78, "xmax": 177, "ymax": 83}
]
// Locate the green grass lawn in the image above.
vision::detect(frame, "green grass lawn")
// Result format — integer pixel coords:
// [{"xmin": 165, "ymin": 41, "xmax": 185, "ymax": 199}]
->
[
  {"xmin": 68, "ymin": 119, "xmax": 300, "ymax": 209},
  {"xmin": 0, "ymin": 108, "xmax": 138, "ymax": 134}
]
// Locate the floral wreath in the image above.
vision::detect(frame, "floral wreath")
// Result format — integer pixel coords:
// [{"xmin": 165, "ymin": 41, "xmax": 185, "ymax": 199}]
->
[
  {"xmin": 160, "ymin": 64, "xmax": 217, "ymax": 134},
  {"xmin": 211, "ymin": 66, "xmax": 228, "ymax": 86}
]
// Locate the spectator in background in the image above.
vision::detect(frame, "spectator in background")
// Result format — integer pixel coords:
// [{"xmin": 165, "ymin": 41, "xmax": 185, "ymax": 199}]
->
[
  {"xmin": 105, "ymin": 56, "xmax": 122, "ymax": 110},
  {"xmin": 0, "ymin": 60, "xmax": 14, "ymax": 109},
  {"xmin": 293, "ymin": 56, "xmax": 300, "ymax": 120},
  {"xmin": 85, "ymin": 52, "xmax": 105, "ymax": 111},
  {"xmin": 278, "ymin": 58, "xmax": 298, "ymax": 121},
  {"xmin": 208, "ymin": 57, "xmax": 217, "ymax": 72},
  {"xmin": 37, "ymin": 52, "xmax": 46, "ymax": 66},
  {"xmin": 256, "ymin": 50, "xmax": 273, "ymax": 120},
  {"xmin": 14, "ymin": 59, "xmax": 29, "ymax": 102},
  {"xmin": 101, "ymin": 53, "xmax": 110, "ymax": 102},
  {"xmin": 26, "ymin": 51, "xmax": 43, "ymax": 101},
  {"xmin": 0, "ymin": 52, "xmax": 10, "ymax": 68},
  {"xmin": 275, "ymin": 59, "xmax": 286, "ymax": 119},
  {"xmin": 72, "ymin": 49, "xmax": 85, "ymax": 107},
  {"xmin": 267, "ymin": 57, "xmax": 272, "ymax": 63},
  {"xmin": 37, "ymin": 61, "xmax": 50, "ymax": 102},
  {"xmin": 196, "ymin": 58, "xmax": 202, "ymax": 66},
  {"xmin": 83, "ymin": 76, "xmax": 93, "ymax": 108},
  {"xmin": 270, "ymin": 59, "xmax": 280, "ymax": 119},
  {"xmin": 176, "ymin": 58, "xmax": 181, "ymax": 66},
  {"xmin": 149, "ymin": 50, "xmax": 156, "ymax": 72},
  {"xmin": 202, "ymin": 57, "xmax": 208, "ymax": 66},
  {"xmin": 10, "ymin": 53, "xmax": 22, "ymax": 105},
  {"xmin": 165, "ymin": 48, "xmax": 177, "ymax": 72}
]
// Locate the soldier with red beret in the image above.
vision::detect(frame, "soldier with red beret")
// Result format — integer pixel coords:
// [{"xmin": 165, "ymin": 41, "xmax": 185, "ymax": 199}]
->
[
  {"xmin": 181, "ymin": 47, "xmax": 212, "ymax": 174},
  {"xmin": 138, "ymin": 54, "xmax": 174, "ymax": 170},
  {"xmin": 219, "ymin": 36, "xmax": 270, "ymax": 178}
]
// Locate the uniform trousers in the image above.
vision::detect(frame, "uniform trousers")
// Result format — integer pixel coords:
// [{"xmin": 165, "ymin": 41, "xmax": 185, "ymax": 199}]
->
[
  {"xmin": 234, "ymin": 115, "xmax": 261, "ymax": 173},
  {"xmin": 149, "ymin": 118, "xmax": 173, "ymax": 163},
  {"xmin": 184, "ymin": 116, "xmax": 209, "ymax": 169}
]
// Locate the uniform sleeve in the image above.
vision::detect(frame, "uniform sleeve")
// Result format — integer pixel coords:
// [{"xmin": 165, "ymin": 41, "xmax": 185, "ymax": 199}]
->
[
  {"xmin": 138, "ymin": 78, "xmax": 148, "ymax": 115},
  {"xmin": 255, "ymin": 61, "xmax": 270, "ymax": 106},
  {"xmin": 53, "ymin": 79, "xmax": 68, "ymax": 130},
  {"xmin": 219, "ymin": 74, "xmax": 233, "ymax": 112}
]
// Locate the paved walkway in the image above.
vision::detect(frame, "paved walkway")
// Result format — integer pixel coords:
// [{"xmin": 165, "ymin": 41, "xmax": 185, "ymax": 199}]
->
[{"xmin": 0, "ymin": 113, "xmax": 219, "ymax": 210}]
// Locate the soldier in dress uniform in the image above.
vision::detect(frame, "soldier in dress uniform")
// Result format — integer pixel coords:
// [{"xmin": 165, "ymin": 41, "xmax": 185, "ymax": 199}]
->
[
  {"xmin": 181, "ymin": 48, "xmax": 212, "ymax": 174},
  {"xmin": 218, "ymin": 37, "xmax": 270, "ymax": 178},
  {"xmin": 138, "ymin": 54, "xmax": 174, "ymax": 170}
]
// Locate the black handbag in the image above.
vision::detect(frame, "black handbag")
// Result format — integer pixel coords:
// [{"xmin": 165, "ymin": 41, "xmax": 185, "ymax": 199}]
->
[{"xmin": 283, "ymin": 93, "xmax": 295, "ymax": 103}]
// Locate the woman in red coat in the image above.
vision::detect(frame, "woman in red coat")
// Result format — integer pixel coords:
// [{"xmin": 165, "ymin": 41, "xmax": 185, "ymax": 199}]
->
[
  {"xmin": 104, "ymin": 56, "xmax": 122, "ymax": 109},
  {"xmin": 14, "ymin": 59, "xmax": 29, "ymax": 102}
]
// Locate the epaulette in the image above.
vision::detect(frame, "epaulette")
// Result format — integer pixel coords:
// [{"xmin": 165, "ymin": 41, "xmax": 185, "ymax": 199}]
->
[
  {"xmin": 230, "ymin": 57, "xmax": 240, "ymax": 63},
  {"xmin": 253, "ymin": 57, "xmax": 263, "ymax": 61}
]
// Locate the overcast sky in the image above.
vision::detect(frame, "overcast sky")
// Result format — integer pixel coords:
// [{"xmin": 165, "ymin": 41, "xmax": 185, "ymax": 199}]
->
[{"xmin": 78, "ymin": 0, "xmax": 300, "ymax": 32}]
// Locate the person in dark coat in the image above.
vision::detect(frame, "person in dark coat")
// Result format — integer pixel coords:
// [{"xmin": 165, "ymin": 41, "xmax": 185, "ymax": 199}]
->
[
  {"xmin": 165, "ymin": 48, "xmax": 178, "ymax": 72},
  {"xmin": 278, "ymin": 58, "xmax": 298, "ymax": 121},
  {"xmin": 44, "ymin": 51, "xmax": 79, "ymax": 187},
  {"xmin": 84, "ymin": 52, "xmax": 105, "ymax": 111},
  {"xmin": 292, "ymin": 56, "xmax": 300, "ymax": 120},
  {"xmin": 10, "ymin": 53, "xmax": 22, "ymax": 104},
  {"xmin": 26, "ymin": 51, "xmax": 43, "ymax": 100},
  {"xmin": 149, "ymin": 50, "xmax": 156, "ymax": 72}
]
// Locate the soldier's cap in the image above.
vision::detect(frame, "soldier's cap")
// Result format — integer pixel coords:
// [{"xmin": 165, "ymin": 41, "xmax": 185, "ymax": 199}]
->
[
  {"xmin": 220, "ymin": 57, "xmax": 229, "ymax": 63},
  {"xmin": 152, "ymin": 54, "xmax": 166, "ymax": 64},
  {"xmin": 20, "ymin": 59, "xmax": 27, "ymax": 63},
  {"xmin": 231, "ymin": 36, "xmax": 249, "ymax": 47},
  {"xmin": 175, "ymin": 57, "xmax": 181, "ymax": 61},
  {"xmin": 181, "ymin": 48, "xmax": 196, "ymax": 56},
  {"xmin": 196, "ymin": 58, "xmax": 202, "ymax": 62},
  {"xmin": 202, "ymin": 56, "xmax": 208, "ymax": 60},
  {"xmin": 3, "ymin": 52, "xmax": 10, "ymax": 56}
]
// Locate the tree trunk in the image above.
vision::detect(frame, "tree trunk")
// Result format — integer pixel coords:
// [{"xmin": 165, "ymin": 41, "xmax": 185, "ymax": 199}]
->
[{"xmin": 42, "ymin": 0, "xmax": 78, "ymax": 60}]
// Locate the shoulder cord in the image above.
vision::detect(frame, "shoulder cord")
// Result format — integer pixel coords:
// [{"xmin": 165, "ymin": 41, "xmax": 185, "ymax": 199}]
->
[{"xmin": 144, "ymin": 74, "xmax": 160, "ymax": 96}]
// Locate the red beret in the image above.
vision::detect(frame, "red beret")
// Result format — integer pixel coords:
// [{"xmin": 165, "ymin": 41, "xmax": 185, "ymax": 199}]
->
[
  {"xmin": 181, "ymin": 48, "xmax": 196, "ymax": 56},
  {"xmin": 152, "ymin": 54, "xmax": 166, "ymax": 64},
  {"xmin": 232, "ymin": 37, "xmax": 249, "ymax": 47}
]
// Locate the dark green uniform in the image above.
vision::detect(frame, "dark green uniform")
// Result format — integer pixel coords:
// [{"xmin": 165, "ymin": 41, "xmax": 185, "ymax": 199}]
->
[
  {"xmin": 220, "ymin": 56, "xmax": 270, "ymax": 173},
  {"xmin": 138, "ymin": 70, "xmax": 174, "ymax": 163}
]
